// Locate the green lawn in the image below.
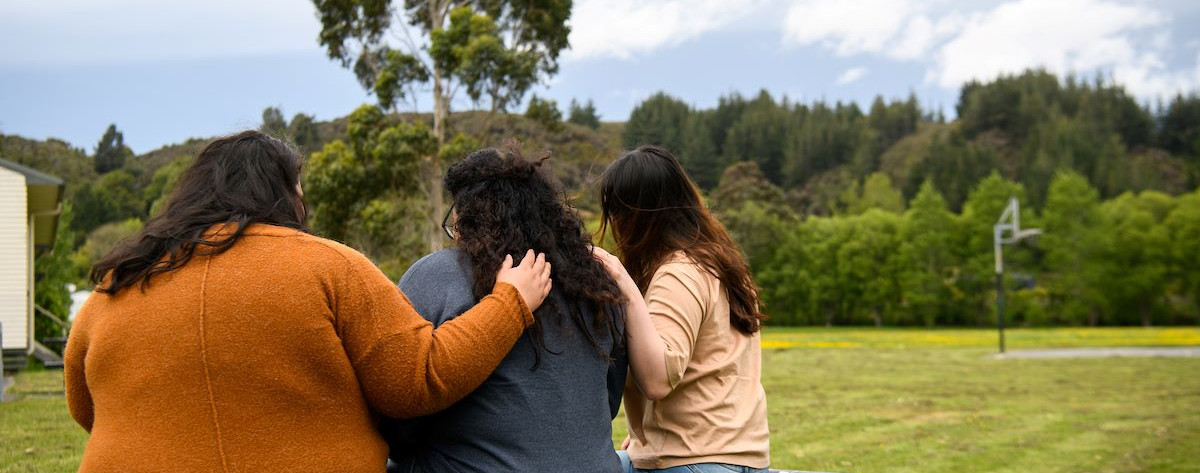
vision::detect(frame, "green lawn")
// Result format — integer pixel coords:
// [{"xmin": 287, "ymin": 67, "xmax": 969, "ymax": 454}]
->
[
  {"xmin": 4, "ymin": 327, "xmax": 1198, "ymax": 472},
  {"xmin": 1, "ymin": 369, "xmax": 88, "ymax": 473}
]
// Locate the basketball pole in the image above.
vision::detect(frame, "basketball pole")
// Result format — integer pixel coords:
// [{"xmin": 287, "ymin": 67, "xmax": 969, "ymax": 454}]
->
[{"xmin": 994, "ymin": 197, "xmax": 1040, "ymax": 355}]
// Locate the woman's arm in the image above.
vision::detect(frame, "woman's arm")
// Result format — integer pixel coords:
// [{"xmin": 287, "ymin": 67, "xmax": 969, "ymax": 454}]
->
[
  {"xmin": 339, "ymin": 249, "xmax": 552, "ymax": 418},
  {"xmin": 592, "ymin": 247, "xmax": 672, "ymax": 400},
  {"xmin": 64, "ymin": 307, "xmax": 94, "ymax": 432}
]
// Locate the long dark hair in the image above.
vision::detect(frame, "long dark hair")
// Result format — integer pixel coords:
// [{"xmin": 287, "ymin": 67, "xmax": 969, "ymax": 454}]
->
[
  {"xmin": 446, "ymin": 143, "xmax": 626, "ymax": 365},
  {"xmin": 91, "ymin": 130, "xmax": 307, "ymax": 294},
  {"xmin": 599, "ymin": 145, "xmax": 765, "ymax": 334}
]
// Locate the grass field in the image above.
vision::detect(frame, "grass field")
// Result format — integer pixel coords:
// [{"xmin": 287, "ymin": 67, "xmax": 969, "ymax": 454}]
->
[{"xmin": 4, "ymin": 327, "xmax": 1198, "ymax": 472}]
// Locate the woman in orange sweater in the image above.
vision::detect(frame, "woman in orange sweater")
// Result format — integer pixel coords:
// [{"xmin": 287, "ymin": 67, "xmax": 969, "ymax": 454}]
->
[
  {"xmin": 64, "ymin": 130, "xmax": 552, "ymax": 473},
  {"xmin": 594, "ymin": 145, "xmax": 770, "ymax": 473}
]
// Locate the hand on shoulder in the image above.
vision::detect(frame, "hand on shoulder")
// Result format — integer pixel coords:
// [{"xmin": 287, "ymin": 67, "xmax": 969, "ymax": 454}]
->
[{"xmin": 495, "ymin": 250, "xmax": 552, "ymax": 312}]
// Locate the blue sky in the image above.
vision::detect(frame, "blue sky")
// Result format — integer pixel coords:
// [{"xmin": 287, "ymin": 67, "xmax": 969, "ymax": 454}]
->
[{"xmin": 2, "ymin": 0, "xmax": 1199, "ymax": 153}]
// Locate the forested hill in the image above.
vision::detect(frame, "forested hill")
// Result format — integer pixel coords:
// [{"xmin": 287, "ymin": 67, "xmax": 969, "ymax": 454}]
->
[{"xmin": 626, "ymin": 69, "xmax": 1198, "ymax": 215}]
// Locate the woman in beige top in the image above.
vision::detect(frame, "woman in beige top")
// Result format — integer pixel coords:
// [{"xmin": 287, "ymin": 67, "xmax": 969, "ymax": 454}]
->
[{"xmin": 594, "ymin": 145, "xmax": 770, "ymax": 473}]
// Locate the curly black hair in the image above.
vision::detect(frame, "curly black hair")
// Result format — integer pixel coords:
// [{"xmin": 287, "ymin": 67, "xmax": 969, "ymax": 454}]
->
[{"xmin": 445, "ymin": 143, "xmax": 626, "ymax": 367}]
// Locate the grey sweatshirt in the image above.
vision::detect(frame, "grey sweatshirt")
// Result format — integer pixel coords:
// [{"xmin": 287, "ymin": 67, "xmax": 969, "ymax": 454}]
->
[{"xmin": 382, "ymin": 249, "xmax": 627, "ymax": 473}]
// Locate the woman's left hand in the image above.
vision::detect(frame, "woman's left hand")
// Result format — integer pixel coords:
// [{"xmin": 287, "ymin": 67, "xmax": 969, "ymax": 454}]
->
[{"xmin": 591, "ymin": 246, "xmax": 632, "ymax": 287}]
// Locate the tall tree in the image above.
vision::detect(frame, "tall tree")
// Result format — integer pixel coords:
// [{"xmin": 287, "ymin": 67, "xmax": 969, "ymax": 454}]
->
[
  {"xmin": 304, "ymin": 104, "xmax": 442, "ymax": 277},
  {"xmin": 524, "ymin": 94, "xmax": 562, "ymax": 132},
  {"xmin": 959, "ymin": 172, "xmax": 1030, "ymax": 324},
  {"xmin": 907, "ymin": 129, "xmax": 998, "ymax": 210},
  {"xmin": 566, "ymin": 98, "xmax": 600, "ymax": 129},
  {"xmin": 679, "ymin": 111, "xmax": 722, "ymax": 188},
  {"xmin": 1041, "ymin": 170, "xmax": 1105, "ymax": 324},
  {"xmin": 790, "ymin": 217, "xmax": 846, "ymax": 326},
  {"xmin": 288, "ymin": 112, "xmax": 321, "ymax": 153},
  {"xmin": 711, "ymin": 161, "xmax": 786, "ymax": 211},
  {"xmin": 623, "ymin": 92, "xmax": 690, "ymax": 152},
  {"xmin": 723, "ymin": 90, "xmax": 790, "ymax": 184},
  {"xmin": 758, "ymin": 224, "xmax": 810, "ymax": 325},
  {"xmin": 1159, "ymin": 94, "xmax": 1200, "ymax": 158},
  {"xmin": 836, "ymin": 210, "xmax": 903, "ymax": 326},
  {"xmin": 866, "ymin": 93, "xmax": 921, "ymax": 151},
  {"xmin": 71, "ymin": 170, "xmax": 144, "ymax": 236},
  {"xmin": 143, "ymin": 155, "xmax": 195, "ymax": 217},
  {"xmin": 94, "ymin": 124, "xmax": 131, "ymax": 174},
  {"xmin": 897, "ymin": 180, "xmax": 957, "ymax": 326},
  {"xmin": 781, "ymin": 101, "xmax": 871, "ymax": 189},
  {"xmin": 261, "ymin": 106, "xmax": 288, "ymax": 137},
  {"xmin": 314, "ymin": 0, "xmax": 572, "ymax": 249},
  {"xmin": 711, "ymin": 161, "xmax": 795, "ymax": 282},
  {"xmin": 1164, "ymin": 191, "xmax": 1200, "ymax": 322},
  {"xmin": 841, "ymin": 172, "xmax": 905, "ymax": 215},
  {"xmin": 1097, "ymin": 193, "xmax": 1171, "ymax": 326}
]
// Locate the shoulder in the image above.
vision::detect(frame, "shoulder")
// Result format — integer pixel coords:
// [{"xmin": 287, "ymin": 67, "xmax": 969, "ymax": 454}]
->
[
  {"xmin": 399, "ymin": 249, "xmax": 471, "ymax": 288},
  {"xmin": 653, "ymin": 252, "xmax": 711, "ymax": 287},
  {"xmin": 245, "ymin": 224, "xmax": 373, "ymax": 269},
  {"xmin": 399, "ymin": 249, "xmax": 475, "ymax": 325},
  {"xmin": 648, "ymin": 251, "xmax": 719, "ymax": 305}
]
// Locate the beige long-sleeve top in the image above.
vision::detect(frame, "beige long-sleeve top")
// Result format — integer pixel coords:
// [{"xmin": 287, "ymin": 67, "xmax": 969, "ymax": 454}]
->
[{"xmin": 624, "ymin": 254, "xmax": 770, "ymax": 469}]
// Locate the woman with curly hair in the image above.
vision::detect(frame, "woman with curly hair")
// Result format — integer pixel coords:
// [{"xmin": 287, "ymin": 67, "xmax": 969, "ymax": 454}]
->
[
  {"xmin": 382, "ymin": 144, "xmax": 629, "ymax": 472},
  {"xmin": 595, "ymin": 145, "xmax": 770, "ymax": 473}
]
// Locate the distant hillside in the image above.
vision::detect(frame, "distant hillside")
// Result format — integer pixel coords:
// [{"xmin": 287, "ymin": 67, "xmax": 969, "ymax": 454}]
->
[
  {"xmin": 621, "ymin": 70, "xmax": 1199, "ymax": 215},
  {"xmin": 0, "ymin": 134, "xmax": 94, "ymax": 198}
]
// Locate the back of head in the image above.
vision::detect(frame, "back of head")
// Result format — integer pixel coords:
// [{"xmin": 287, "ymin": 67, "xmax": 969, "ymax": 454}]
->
[
  {"xmin": 92, "ymin": 130, "xmax": 307, "ymax": 295},
  {"xmin": 445, "ymin": 143, "xmax": 625, "ymax": 362},
  {"xmin": 599, "ymin": 145, "xmax": 765, "ymax": 334}
]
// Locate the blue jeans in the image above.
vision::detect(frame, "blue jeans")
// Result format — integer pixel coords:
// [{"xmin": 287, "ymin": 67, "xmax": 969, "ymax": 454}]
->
[{"xmin": 617, "ymin": 450, "xmax": 769, "ymax": 473}]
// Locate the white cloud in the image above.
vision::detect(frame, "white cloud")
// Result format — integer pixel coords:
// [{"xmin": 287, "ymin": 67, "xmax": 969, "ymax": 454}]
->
[
  {"xmin": 889, "ymin": 13, "xmax": 966, "ymax": 61},
  {"xmin": 781, "ymin": 0, "xmax": 960, "ymax": 60},
  {"xmin": 836, "ymin": 67, "xmax": 868, "ymax": 85},
  {"xmin": 932, "ymin": 0, "xmax": 1170, "ymax": 92},
  {"xmin": 0, "ymin": 0, "xmax": 322, "ymax": 66},
  {"xmin": 566, "ymin": 0, "xmax": 766, "ymax": 61},
  {"xmin": 781, "ymin": 0, "xmax": 1200, "ymax": 100}
]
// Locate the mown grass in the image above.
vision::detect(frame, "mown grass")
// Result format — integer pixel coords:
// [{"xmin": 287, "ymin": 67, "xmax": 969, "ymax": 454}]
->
[
  {"xmin": 1, "ymin": 369, "xmax": 87, "ymax": 473},
  {"xmin": 3, "ymin": 327, "xmax": 1197, "ymax": 472},
  {"xmin": 614, "ymin": 327, "xmax": 1200, "ymax": 472}
]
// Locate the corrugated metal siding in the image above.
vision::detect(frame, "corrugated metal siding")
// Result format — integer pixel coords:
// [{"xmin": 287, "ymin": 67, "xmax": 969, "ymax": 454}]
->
[{"xmin": 0, "ymin": 167, "xmax": 28, "ymax": 351}]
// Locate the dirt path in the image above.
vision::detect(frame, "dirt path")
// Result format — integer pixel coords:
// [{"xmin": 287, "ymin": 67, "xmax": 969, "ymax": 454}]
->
[{"xmin": 993, "ymin": 347, "xmax": 1200, "ymax": 359}]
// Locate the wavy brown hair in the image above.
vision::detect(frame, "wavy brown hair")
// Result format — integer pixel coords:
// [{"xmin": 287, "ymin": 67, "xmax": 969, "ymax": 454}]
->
[
  {"xmin": 91, "ymin": 131, "xmax": 307, "ymax": 294},
  {"xmin": 599, "ymin": 145, "xmax": 765, "ymax": 334},
  {"xmin": 446, "ymin": 144, "xmax": 626, "ymax": 365}
]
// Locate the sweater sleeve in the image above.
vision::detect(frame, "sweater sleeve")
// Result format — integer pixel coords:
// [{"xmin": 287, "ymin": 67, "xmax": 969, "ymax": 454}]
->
[
  {"xmin": 333, "ymin": 249, "xmax": 534, "ymax": 419},
  {"xmin": 64, "ymin": 297, "xmax": 95, "ymax": 433},
  {"xmin": 644, "ymin": 263, "xmax": 707, "ymax": 390}
]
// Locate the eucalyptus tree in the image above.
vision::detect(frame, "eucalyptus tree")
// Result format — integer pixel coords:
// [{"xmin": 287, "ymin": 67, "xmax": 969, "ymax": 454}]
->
[{"xmin": 314, "ymin": 0, "xmax": 571, "ymax": 248}]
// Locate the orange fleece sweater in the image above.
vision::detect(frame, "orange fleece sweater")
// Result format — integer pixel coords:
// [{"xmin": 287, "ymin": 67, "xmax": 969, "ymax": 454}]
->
[{"xmin": 64, "ymin": 224, "xmax": 533, "ymax": 473}]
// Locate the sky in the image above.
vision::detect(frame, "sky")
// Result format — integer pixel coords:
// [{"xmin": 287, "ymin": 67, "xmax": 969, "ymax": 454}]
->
[{"xmin": 2, "ymin": 0, "xmax": 1200, "ymax": 154}]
